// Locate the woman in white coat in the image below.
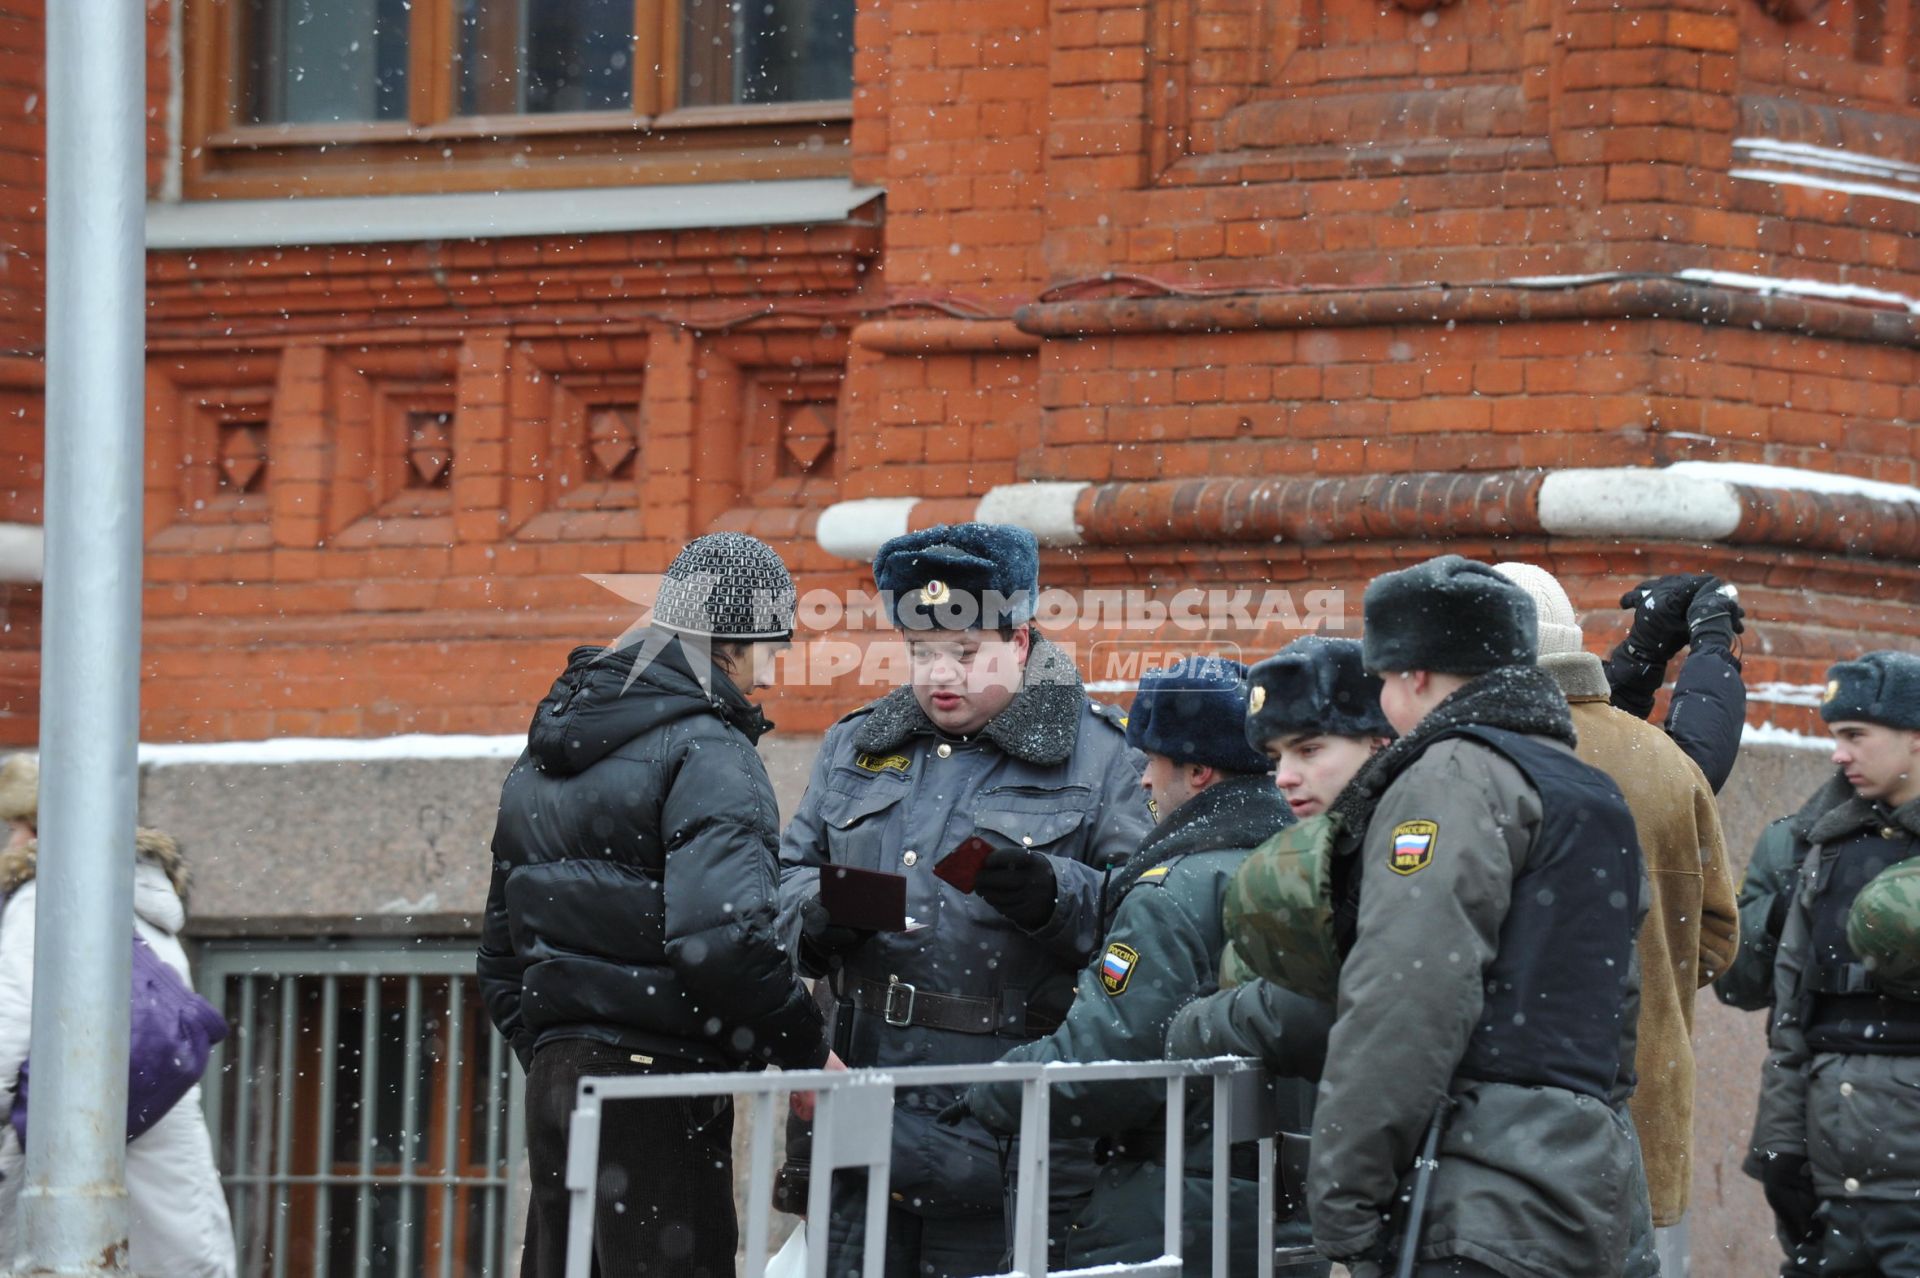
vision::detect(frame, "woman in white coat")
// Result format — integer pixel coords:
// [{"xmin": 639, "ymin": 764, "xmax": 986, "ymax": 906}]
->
[{"xmin": 0, "ymin": 759, "xmax": 236, "ymax": 1278}]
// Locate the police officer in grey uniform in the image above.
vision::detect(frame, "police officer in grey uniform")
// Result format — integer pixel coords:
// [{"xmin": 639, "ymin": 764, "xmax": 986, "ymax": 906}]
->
[
  {"xmin": 779, "ymin": 522, "xmax": 1151, "ymax": 1278},
  {"xmin": 1312, "ymin": 557, "xmax": 1645, "ymax": 1278},
  {"xmin": 961, "ymin": 656, "xmax": 1314, "ymax": 1276}
]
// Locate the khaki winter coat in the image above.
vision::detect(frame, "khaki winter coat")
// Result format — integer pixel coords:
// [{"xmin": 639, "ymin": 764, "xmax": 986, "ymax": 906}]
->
[{"xmin": 1544, "ymin": 651, "xmax": 1739, "ymax": 1226}]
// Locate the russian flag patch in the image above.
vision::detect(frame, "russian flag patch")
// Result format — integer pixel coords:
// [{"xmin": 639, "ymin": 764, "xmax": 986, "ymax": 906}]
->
[
  {"xmin": 1099, "ymin": 942, "xmax": 1138, "ymax": 996},
  {"xmin": 1389, "ymin": 820, "xmax": 1438, "ymax": 876}
]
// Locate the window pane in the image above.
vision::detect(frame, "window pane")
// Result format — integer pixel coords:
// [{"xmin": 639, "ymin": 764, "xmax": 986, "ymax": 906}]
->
[
  {"xmin": 681, "ymin": 0, "xmax": 854, "ymax": 107},
  {"xmin": 458, "ymin": 0, "xmax": 635, "ymax": 115},
  {"xmin": 242, "ymin": 0, "xmax": 410, "ymax": 125}
]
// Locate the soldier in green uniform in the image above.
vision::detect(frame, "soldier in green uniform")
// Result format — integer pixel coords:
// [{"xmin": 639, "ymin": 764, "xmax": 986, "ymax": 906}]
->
[
  {"xmin": 1167, "ymin": 635, "xmax": 1392, "ymax": 1101},
  {"xmin": 960, "ymin": 656, "xmax": 1307, "ymax": 1276},
  {"xmin": 778, "ymin": 522, "xmax": 1151, "ymax": 1278},
  {"xmin": 1749, "ymin": 650, "xmax": 1920, "ymax": 1277}
]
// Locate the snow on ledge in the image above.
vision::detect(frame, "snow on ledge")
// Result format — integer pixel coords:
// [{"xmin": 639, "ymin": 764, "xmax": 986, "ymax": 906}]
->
[
  {"xmin": 1733, "ymin": 137, "xmax": 1920, "ymax": 184},
  {"xmin": 1743, "ymin": 722, "xmax": 1835, "ymax": 753},
  {"xmin": 1750, "ymin": 681, "xmax": 1829, "ymax": 708},
  {"xmin": 1666, "ymin": 461, "xmax": 1920, "ymax": 507},
  {"xmin": 1675, "ymin": 267, "xmax": 1920, "ymax": 315},
  {"xmin": 1729, "ymin": 167, "xmax": 1920, "ymax": 210},
  {"xmin": 139, "ymin": 733, "xmax": 526, "ymax": 768}
]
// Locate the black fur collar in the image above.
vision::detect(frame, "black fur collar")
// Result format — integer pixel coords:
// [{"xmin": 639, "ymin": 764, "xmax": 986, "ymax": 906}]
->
[
  {"xmin": 1330, "ymin": 664, "xmax": 1574, "ymax": 834},
  {"xmin": 1114, "ymin": 774, "xmax": 1292, "ymax": 898},
  {"xmin": 1809, "ymin": 789, "xmax": 1920, "ymax": 848},
  {"xmin": 852, "ymin": 635, "xmax": 1086, "ymax": 766},
  {"xmin": 1791, "ymin": 770, "xmax": 1859, "ymax": 844}
]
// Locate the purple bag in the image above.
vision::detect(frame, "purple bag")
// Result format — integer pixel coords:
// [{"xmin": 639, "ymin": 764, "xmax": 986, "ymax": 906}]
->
[{"xmin": 10, "ymin": 933, "xmax": 230, "ymax": 1145}]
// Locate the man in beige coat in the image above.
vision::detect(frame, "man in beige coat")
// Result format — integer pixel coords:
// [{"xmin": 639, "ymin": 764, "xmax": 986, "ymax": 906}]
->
[{"xmin": 1496, "ymin": 563, "xmax": 1739, "ymax": 1271}]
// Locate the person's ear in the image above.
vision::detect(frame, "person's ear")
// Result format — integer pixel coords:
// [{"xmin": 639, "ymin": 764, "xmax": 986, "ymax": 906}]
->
[
  {"xmin": 1013, "ymin": 625, "xmax": 1032, "ymax": 662},
  {"xmin": 1188, "ymin": 763, "xmax": 1215, "ymax": 790}
]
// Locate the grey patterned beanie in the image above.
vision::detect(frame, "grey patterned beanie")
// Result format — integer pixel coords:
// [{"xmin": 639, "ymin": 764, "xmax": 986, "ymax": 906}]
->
[{"xmin": 652, "ymin": 533, "xmax": 796, "ymax": 640}]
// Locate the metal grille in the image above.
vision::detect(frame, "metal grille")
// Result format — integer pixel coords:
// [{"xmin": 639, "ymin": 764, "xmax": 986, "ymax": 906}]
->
[{"xmin": 198, "ymin": 942, "xmax": 526, "ymax": 1278}]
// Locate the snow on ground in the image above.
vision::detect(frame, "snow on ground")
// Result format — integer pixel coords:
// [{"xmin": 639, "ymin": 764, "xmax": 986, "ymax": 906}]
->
[{"xmin": 138, "ymin": 733, "xmax": 526, "ymax": 768}]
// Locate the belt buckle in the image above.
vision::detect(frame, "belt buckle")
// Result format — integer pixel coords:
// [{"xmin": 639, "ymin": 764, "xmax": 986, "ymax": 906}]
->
[{"xmin": 884, "ymin": 977, "xmax": 917, "ymax": 1027}]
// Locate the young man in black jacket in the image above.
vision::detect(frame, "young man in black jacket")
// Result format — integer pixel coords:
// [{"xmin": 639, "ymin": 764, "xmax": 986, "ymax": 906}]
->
[{"xmin": 478, "ymin": 533, "xmax": 829, "ymax": 1278}]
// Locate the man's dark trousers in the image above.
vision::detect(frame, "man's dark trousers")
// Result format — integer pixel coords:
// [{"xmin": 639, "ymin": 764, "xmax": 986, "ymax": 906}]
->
[{"xmin": 521, "ymin": 1039, "xmax": 736, "ymax": 1278}]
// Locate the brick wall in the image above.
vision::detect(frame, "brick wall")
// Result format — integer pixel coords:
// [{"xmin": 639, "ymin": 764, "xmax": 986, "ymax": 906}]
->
[{"xmin": 0, "ymin": 0, "xmax": 1917, "ymax": 750}]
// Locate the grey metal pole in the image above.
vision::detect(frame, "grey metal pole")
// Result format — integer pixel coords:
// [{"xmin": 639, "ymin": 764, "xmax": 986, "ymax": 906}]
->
[{"xmin": 19, "ymin": 0, "xmax": 147, "ymax": 1270}]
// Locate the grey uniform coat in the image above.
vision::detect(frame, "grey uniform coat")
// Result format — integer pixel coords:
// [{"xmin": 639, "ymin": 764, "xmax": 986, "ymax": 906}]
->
[
  {"xmin": 1750, "ymin": 792, "xmax": 1920, "ymax": 1202},
  {"xmin": 965, "ymin": 776, "xmax": 1305, "ymax": 1275},
  {"xmin": 1307, "ymin": 668, "xmax": 1643, "ymax": 1278},
  {"xmin": 778, "ymin": 637, "xmax": 1152, "ymax": 1216}
]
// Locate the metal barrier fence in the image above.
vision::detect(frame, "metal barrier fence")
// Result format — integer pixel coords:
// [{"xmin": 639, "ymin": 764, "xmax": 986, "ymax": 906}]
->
[{"xmin": 565, "ymin": 1056, "xmax": 1313, "ymax": 1278}]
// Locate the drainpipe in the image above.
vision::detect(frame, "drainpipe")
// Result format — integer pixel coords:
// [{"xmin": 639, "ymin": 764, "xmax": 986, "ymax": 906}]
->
[{"xmin": 18, "ymin": 0, "xmax": 145, "ymax": 1272}]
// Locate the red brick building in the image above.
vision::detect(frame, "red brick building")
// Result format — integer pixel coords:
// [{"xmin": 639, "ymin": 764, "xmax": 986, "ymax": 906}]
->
[{"xmin": 0, "ymin": 0, "xmax": 1917, "ymax": 1271}]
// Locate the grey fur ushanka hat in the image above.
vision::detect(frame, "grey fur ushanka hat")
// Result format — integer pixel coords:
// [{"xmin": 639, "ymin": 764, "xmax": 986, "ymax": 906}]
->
[
  {"xmin": 1244, "ymin": 637, "xmax": 1393, "ymax": 748},
  {"xmin": 1361, "ymin": 554, "xmax": 1540, "ymax": 677},
  {"xmin": 1820, "ymin": 650, "xmax": 1920, "ymax": 731}
]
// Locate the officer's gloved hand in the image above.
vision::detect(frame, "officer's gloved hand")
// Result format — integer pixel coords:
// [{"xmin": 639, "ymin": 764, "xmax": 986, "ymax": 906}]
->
[
  {"xmin": 936, "ymin": 1096, "xmax": 972, "ymax": 1126},
  {"xmin": 798, "ymin": 897, "xmax": 874, "ymax": 972},
  {"xmin": 975, "ymin": 845, "xmax": 1057, "ymax": 930},
  {"xmin": 1619, "ymin": 572, "xmax": 1715, "ymax": 665},
  {"xmin": 1759, "ymin": 1152, "xmax": 1819, "ymax": 1254},
  {"xmin": 1685, "ymin": 575, "xmax": 1745, "ymax": 654}
]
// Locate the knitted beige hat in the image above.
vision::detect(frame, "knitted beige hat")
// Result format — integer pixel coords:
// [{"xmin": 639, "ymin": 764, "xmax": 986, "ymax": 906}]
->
[
  {"xmin": 1492, "ymin": 562, "xmax": 1585, "ymax": 658},
  {"xmin": 0, "ymin": 754, "xmax": 37, "ymax": 827}
]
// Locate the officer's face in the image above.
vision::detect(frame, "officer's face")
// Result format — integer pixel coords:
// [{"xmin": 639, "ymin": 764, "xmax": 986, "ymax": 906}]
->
[
  {"xmin": 907, "ymin": 627, "xmax": 1030, "ymax": 736},
  {"xmin": 1830, "ymin": 721, "xmax": 1920, "ymax": 806},
  {"xmin": 1268, "ymin": 733, "xmax": 1383, "ymax": 819},
  {"xmin": 1138, "ymin": 752, "xmax": 1205, "ymax": 820}
]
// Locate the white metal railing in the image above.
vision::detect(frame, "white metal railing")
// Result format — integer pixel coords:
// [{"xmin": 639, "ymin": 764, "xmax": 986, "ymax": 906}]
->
[{"xmin": 564, "ymin": 1056, "xmax": 1317, "ymax": 1278}]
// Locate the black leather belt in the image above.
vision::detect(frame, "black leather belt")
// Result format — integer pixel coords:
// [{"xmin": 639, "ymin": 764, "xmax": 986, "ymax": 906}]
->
[{"xmin": 846, "ymin": 976, "xmax": 1059, "ymax": 1037}]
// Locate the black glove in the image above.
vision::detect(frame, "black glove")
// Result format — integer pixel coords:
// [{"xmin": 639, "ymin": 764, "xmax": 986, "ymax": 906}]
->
[
  {"xmin": 1759, "ymin": 1152, "xmax": 1820, "ymax": 1258},
  {"xmin": 936, "ymin": 1096, "xmax": 972, "ymax": 1126},
  {"xmin": 798, "ymin": 897, "xmax": 874, "ymax": 973},
  {"xmin": 975, "ymin": 845, "xmax": 1057, "ymax": 930},
  {"xmin": 1619, "ymin": 573, "xmax": 1716, "ymax": 665},
  {"xmin": 1686, "ymin": 575, "xmax": 1745, "ymax": 653}
]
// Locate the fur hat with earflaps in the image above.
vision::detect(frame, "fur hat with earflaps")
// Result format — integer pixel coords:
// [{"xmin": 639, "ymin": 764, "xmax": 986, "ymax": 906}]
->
[
  {"xmin": 0, "ymin": 754, "xmax": 36, "ymax": 827},
  {"xmin": 1362, "ymin": 555, "xmax": 1540, "ymax": 677},
  {"xmin": 1244, "ymin": 637, "xmax": 1393, "ymax": 748},
  {"xmin": 1820, "ymin": 651, "xmax": 1920, "ymax": 731}
]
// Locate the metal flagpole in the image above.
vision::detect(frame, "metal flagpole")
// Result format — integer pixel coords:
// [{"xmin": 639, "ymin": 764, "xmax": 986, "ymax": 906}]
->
[{"xmin": 19, "ymin": 0, "xmax": 147, "ymax": 1271}]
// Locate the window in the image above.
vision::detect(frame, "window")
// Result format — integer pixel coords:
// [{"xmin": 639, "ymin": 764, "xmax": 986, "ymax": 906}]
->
[
  {"xmin": 185, "ymin": 0, "xmax": 856, "ymax": 198},
  {"xmin": 198, "ymin": 943, "xmax": 526, "ymax": 1278}
]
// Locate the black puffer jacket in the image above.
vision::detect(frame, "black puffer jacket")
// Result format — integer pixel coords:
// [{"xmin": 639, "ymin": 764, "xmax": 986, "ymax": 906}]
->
[{"xmin": 477, "ymin": 632, "xmax": 827, "ymax": 1071}]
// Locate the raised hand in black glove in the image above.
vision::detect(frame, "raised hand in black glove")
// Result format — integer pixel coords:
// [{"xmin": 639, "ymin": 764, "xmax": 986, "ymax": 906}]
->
[
  {"xmin": 1619, "ymin": 572, "xmax": 1717, "ymax": 665},
  {"xmin": 798, "ymin": 896, "xmax": 874, "ymax": 974},
  {"xmin": 1686, "ymin": 575, "xmax": 1745, "ymax": 654},
  {"xmin": 975, "ymin": 845, "xmax": 1057, "ymax": 930},
  {"xmin": 936, "ymin": 1096, "xmax": 973, "ymax": 1126},
  {"xmin": 1759, "ymin": 1152, "xmax": 1820, "ymax": 1261}
]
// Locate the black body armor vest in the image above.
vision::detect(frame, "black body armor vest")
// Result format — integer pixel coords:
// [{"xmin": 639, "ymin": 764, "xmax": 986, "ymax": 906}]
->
[
  {"xmin": 1426, "ymin": 725, "xmax": 1644, "ymax": 1101},
  {"xmin": 1803, "ymin": 821, "xmax": 1920, "ymax": 1055}
]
